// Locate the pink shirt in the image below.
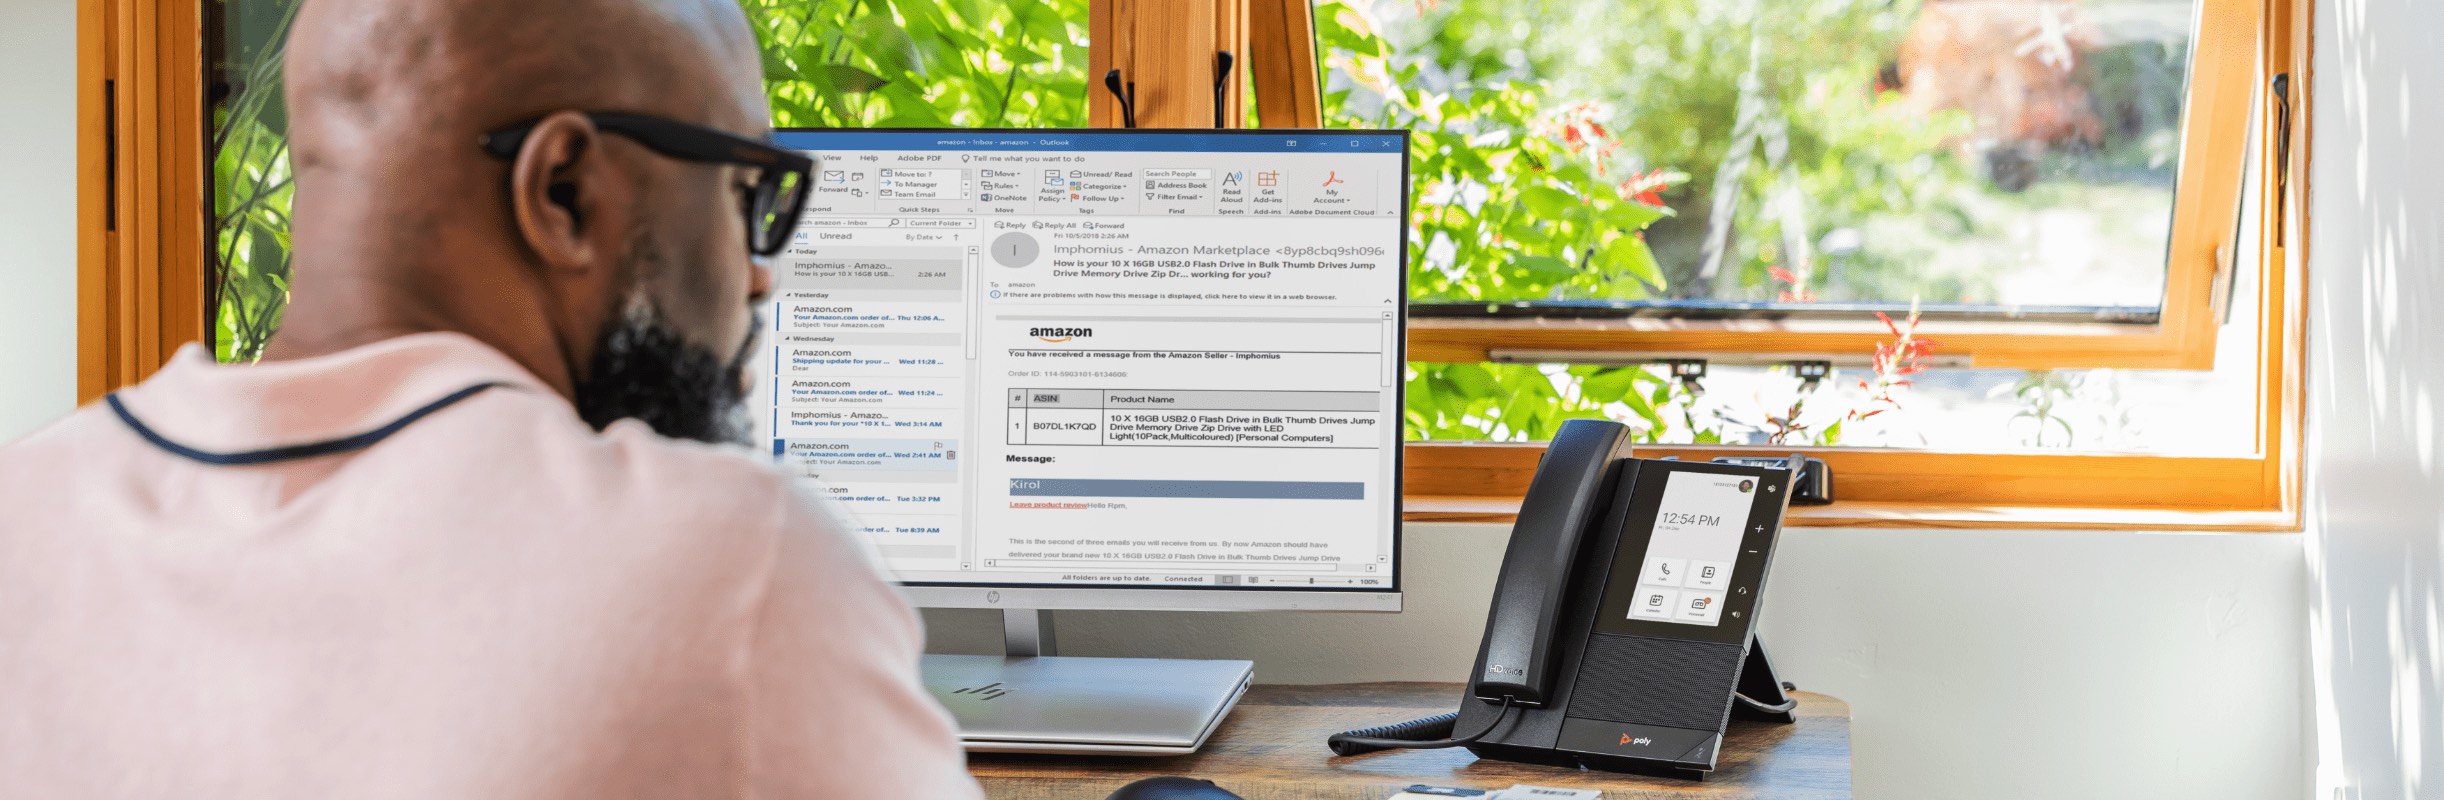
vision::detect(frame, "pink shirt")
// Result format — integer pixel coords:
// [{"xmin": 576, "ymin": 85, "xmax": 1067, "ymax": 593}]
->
[{"xmin": 0, "ymin": 333, "xmax": 982, "ymax": 799}]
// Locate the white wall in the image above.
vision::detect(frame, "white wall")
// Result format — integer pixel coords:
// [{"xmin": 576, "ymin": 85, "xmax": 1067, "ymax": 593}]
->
[
  {"xmin": 0, "ymin": 0, "xmax": 79, "ymax": 444},
  {"xmin": 2304, "ymin": 0, "xmax": 2444, "ymax": 797},
  {"xmin": 927, "ymin": 523, "xmax": 2305, "ymax": 800}
]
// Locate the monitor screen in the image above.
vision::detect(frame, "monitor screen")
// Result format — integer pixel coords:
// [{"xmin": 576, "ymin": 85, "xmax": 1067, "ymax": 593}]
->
[{"xmin": 753, "ymin": 129, "xmax": 1408, "ymax": 593}]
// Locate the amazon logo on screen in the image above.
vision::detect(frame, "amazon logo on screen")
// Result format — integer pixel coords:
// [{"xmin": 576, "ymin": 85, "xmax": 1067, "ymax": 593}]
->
[{"xmin": 1029, "ymin": 326, "xmax": 1092, "ymax": 343}]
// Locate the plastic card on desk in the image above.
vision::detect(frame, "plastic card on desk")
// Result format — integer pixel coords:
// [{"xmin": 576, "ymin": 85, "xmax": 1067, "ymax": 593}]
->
[
  {"xmin": 1387, "ymin": 786, "xmax": 1602, "ymax": 800},
  {"xmin": 1495, "ymin": 787, "xmax": 1602, "ymax": 800}
]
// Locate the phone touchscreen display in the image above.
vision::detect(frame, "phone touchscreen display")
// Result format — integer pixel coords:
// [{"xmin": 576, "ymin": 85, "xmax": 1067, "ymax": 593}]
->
[{"xmin": 1624, "ymin": 471, "xmax": 1759, "ymax": 627}]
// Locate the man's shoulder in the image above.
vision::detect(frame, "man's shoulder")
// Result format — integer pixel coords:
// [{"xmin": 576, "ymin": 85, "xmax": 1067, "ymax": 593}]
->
[
  {"xmin": 458, "ymin": 394, "xmax": 806, "ymax": 530},
  {"xmin": 409, "ymin": 394, "xmax": 879, "ymax": 596},
  {"xmin": 0, "ymin": 401, "xmax": 146, "ymax": 482}
]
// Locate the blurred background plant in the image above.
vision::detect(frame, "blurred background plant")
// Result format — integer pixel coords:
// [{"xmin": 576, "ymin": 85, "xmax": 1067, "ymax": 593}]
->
[
  {"xmin": 747, "ymin": 0, "xmax": 1090, "ymax": 128},
  {"xmin": 2003, "ymin": 370, "xmax": 2080, "ymax": 447},
  {"xmin": 1310, "ymin": 0, "xmax": 1696, "ymax": 441},
  {"xmin": 1319, "ymin": 0, "xmax": 1957, "ymax": 443},
  {"xmin": 209, "ymin": 0, "xmax": 1089, "ymax": 364},
  {"xmin": 1406, "ymin": 0, "xmax": 1985, "ymax": 304},
  {"xmin": 1326, "ymin": 0, "xmax": 2196, "ymax": 448}
]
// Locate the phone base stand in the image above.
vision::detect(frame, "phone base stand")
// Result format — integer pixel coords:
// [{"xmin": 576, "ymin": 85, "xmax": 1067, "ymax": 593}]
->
[
  {"xmin": 1337, "ymin": 442, "xmax": 1808, "ymax": 779},
  {"xmin": 1730, "ymin": 638, "xmax": 1799, "ymax": 724}
]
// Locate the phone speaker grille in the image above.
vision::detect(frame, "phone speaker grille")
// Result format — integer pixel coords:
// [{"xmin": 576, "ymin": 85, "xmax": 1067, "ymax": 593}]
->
[{"xmin": 1564, "ymin": 634, "xmax": 1743, "ymax": 731}]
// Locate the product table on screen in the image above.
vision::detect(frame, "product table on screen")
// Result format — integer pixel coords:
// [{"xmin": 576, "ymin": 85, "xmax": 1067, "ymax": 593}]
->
[{"xmin": 754, "ymin": 131, "xmax": 1408, "ymax": 592}]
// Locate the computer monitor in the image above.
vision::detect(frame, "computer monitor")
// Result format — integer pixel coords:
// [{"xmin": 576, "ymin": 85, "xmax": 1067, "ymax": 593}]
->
[{"xmin": 752, "ymin": 128, "xmax": 1410, "ymax": 754}]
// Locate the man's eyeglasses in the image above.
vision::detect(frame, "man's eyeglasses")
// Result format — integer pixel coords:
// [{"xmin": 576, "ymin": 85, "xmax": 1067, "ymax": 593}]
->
[{"xmin": 479, "ymin": 112, "xmax": 813, "ymax": 257}]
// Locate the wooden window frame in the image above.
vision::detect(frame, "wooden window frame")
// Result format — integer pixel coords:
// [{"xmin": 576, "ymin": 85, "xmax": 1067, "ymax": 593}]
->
[
  {"xmin": 79, "ymin": 0, "xmax": 209, "ymax": 404},
  {"xmin": 1398, "ymin": 0, "xmax": 2312, "ymax": 529},
  {"xmin": 91, "ymin": 0, "xmax": 2309, "ymax": 529}
]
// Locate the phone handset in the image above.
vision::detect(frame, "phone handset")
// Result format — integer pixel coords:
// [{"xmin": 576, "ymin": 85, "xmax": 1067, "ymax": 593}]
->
[
  {"xmin": 1469, "ymin": 418, "xmax": 1634, "ymax": 706},
  {"xmin": 1325, "ymin": 419, "xmax": 1633, "ymax": 756}
]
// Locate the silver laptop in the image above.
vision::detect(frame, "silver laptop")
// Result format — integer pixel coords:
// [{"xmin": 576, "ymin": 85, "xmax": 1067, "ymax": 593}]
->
[{"xmin": 923, "ymin": 654, "xmax": 1253, "ymax": 755}]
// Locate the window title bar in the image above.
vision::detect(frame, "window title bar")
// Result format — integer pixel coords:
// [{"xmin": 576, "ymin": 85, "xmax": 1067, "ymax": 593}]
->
[{"xmin": 772, "ymin": 129, "xmax": 1408, "ymax": 154}]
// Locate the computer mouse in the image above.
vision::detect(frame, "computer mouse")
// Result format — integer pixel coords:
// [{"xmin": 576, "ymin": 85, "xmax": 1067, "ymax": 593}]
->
[{"xmin": 1102, "ymin": 775, "xmax": 1246, "ymax": 800}]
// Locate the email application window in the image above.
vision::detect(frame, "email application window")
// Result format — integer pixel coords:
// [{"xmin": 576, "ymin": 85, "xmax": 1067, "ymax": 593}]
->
[
  {"xmin": 751, "ymin": 131, "xmax": 1406, "ymax": 589},
  {"xmin": 1629, "ymin": 472, "xmax": 1760, "ymax": 626}
]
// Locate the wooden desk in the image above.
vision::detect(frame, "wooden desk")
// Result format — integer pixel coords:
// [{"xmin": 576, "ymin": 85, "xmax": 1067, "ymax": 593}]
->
[{"xmin": 970, "ymin": 682, "xmax": 1850, "ymax": 800}]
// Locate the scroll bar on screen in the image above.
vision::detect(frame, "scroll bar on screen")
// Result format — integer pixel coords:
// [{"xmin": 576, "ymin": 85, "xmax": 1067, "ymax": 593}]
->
[
  {"xmin": 1380, "ymin": 311, "xmax": 1395, "ymax": 387},
  {"xmin": 965, "ymin": 244, "xmax": 980, "ymax": 361}
]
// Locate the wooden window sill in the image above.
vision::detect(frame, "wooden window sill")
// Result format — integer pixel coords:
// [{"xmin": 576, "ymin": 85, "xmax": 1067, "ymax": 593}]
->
[
  {"xmin": 1406, "ymin": 316, "xmax": 2215, "ymax": 371},
  {"xmin": 1403, "ymin": 495, "xmax": 2300, "ymax": 532}
]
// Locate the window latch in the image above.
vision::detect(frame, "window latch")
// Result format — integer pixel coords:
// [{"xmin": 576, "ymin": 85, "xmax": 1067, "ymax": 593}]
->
[{"xmin": 1103, "ymin": 69, "xmax": 1138, "ymax": 129}]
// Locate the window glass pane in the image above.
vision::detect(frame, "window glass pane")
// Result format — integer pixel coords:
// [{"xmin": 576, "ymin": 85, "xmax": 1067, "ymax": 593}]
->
[
  {"xmin": 1403, "ymin": 95, "xmax": 2264, "ymax": 455},
  {"xmin": 207, "ymin": 0, "xmax": 1089, "ymax": 362},
  {"xmin": 1319, "ymin": 0, "xmax": 2197, "ymax": 316}
]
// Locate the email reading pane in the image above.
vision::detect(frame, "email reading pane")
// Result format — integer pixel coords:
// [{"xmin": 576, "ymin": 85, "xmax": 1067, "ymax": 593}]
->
[
  {"xmin": 1628, "ymin": 472, "xmax": 1760, "ymax": 626},
  {"xmin": 751, "ymin": 131, "xmax": 1407, "ymax": 591}
]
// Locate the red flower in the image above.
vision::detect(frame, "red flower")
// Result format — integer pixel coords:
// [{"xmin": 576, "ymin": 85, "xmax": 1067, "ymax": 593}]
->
[
  {"xmin": 1770, "ymin": 265, "xmax": 1815, "ymax": 302},
  {"xmin": 1849, "ymin": 304, "xmax": 1936, "ymax": 424},
  {"xmin": 1615, "ymin": 168, "xmax": 1671, "ymax": 207},
  {"xmin": 1537, "ymin": 103, "xmax": 1622, "ymax": 174}
]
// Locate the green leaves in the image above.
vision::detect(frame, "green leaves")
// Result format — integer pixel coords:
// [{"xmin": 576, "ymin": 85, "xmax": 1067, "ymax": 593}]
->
[
  {"xmin": 1578, "ymin": 367, "xmax": 1640, "ymax": 404},
  {"xmin": 1601, "ymin": 201, "xmax": 1667, "ymax": 231},
  {"xmin": 1514, "ymin": 255, "xmax": 1576, "ymax": 279},
  {"xmin": 1597, "ymin": 234, "xmax": 1665, "ymax": 289},
  {"xmin": 751, "ymin": 0, "xmax": 1089, "ymax": 129},
  {"xmin": 1404, "ymin": 362, "xmax": 1689, "ymax": 442},
  {"xmin": 1443, "ymin": 363, "xmax": 1500, "ymax": 398},
  {"xmin": 1520, "ymin": 185, "xmax": 1579, "ymax": 219},
  {"xmin": 1317, "ymin": 0, "xmax": 1678, "ymax": 310},
  {"xmin": 847, "ymin": 13, "xmax": 925, "ymax": 78},
  {"xmin": 816, "ymin": 64, "xmax": 892, "ymax": 93}
]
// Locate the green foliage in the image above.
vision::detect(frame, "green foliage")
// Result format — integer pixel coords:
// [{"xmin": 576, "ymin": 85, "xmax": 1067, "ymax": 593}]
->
[
  {"xmin": 211, "ymin": 0, "xmax": 1089, "ymax": 363},
  {"xmin": 2004, "ymin": 370, "xmax": 2079, "ymax": 448},
  {"xmin": 746, "ymin": 0, "xmax": 1089, "ymax": 128},
  {"xmin": 211, "ymin": 0, "xmax": 301, "ymax": 362},
  {"xmin": 1315, "ymin": 2, "xmax": 1673, "ymax": 304},
  {"xmin": 1322, "ymin": 0, "xmax": 1997, "ymax": 441},
  {"xmin": 1404, "ymin": 363, "xmax": 1670, "ymax": 442},
  {"xmin": 1316, "ymin": 1, "xmax": 1700, "ymax": 441},
  {"xmin": 1413, "ymin": 0, "xmax": 1982, "ymax": 304}
]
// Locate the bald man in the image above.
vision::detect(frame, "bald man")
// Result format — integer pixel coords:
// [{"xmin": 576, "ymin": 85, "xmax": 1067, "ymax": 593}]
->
[{"xmin": 0, "ymin": 0, "xmax": 982, "ymax": 797}]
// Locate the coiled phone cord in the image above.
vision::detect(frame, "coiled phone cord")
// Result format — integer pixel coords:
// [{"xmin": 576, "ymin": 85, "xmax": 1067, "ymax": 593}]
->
[{"xmin": 1326, "ymin": 696, "xmax": 1516, "ymax": 756}]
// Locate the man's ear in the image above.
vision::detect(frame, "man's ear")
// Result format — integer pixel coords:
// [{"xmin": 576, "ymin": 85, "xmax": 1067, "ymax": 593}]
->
[{"xmin": 507, "ymin": 111, "xmax": 604, "ymax": 274}]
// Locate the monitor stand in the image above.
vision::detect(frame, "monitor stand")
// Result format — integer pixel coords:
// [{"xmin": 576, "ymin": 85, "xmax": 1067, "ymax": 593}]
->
[{"xmin": 920, "ymin": 609, "xmax": 1254, "ymax": 756}]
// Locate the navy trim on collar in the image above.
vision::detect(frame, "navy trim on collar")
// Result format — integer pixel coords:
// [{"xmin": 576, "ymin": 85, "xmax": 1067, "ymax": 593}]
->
[{"xmin": 105, "ymin": 382, "xmax": 500, "ymax": 466}]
